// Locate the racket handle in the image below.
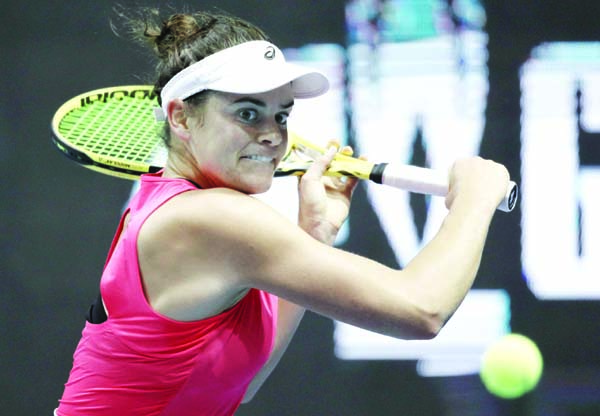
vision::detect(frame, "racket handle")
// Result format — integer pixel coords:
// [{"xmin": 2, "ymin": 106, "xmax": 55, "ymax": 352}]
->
[{"xmin": 369, "ymin": 163, "xmax": 518, "ymax": 213}]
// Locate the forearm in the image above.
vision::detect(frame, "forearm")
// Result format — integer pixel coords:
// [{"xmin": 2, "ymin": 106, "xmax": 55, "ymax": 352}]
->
[
  {"xmin": 243, "ymin": 214, "xmax": 341, "ymax": 402},
  {"xmin": 242, "ymin": 298, "xmax": 305, "ymax": 402},
  {"xmin": 404, "ymin": 196, "xmax": 497, "ymax": 325}
]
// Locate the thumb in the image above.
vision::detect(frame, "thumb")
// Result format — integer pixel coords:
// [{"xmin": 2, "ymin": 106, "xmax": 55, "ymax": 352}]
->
[{"xmin": 303, "ymin": 146, "xmax": 337, "ymax": 180}]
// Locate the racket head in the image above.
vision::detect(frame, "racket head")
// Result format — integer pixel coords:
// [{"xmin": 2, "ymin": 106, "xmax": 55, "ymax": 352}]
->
[
  {"xmin": 276, "ymin": 132, "xmax": 374, "ymax": 180},
  {"xmin": 51, "ymin": 85, "xmax": 372, "ymax": 182},
  {"xmin": 51, "ymin": 85, "xmax": 167, "ymax": 180}
]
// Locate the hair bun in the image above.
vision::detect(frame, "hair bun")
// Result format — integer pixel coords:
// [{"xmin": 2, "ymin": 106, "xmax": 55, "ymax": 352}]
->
[
  {"xmin": 112, "ymin": 6, "xmax": 269, "ymax": 146},
  {"xmin": 153, "ymin": 14, "xmax": 197, "ymax": 58}
]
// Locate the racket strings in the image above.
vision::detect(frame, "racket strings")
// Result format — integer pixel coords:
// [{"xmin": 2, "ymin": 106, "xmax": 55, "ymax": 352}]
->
[{"xmin": 58, "ymin": 96, "xmax": 166, "ymax": 165}]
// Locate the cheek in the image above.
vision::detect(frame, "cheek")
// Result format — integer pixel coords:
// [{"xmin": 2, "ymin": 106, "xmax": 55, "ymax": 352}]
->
[
  {"xmin": 219, "ymin": 124, "xmax": 254, "ymax": 155},
  {"xmin": 197, "ymin": 125, "xmax": 247, "ymax": 167}
]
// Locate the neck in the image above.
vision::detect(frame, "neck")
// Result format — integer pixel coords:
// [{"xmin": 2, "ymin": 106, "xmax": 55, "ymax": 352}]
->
[{"xmin": 162, "ymin": 146, "xmax": 204, "ymax": 185}]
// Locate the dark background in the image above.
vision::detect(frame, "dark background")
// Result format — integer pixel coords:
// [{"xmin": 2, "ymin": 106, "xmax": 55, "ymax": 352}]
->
[{"xmin": 2, "ymin": 1, "xmax": 600, "ymax": 415}]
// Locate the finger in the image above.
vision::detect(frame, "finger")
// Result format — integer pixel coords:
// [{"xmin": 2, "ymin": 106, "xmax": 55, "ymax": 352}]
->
[
  {"xmin": 323, "ymin": 175, "xmax": 346, "ymax": 190},
  {"xmin": 340, "ymin": 145, "xmax": 354, "ymax": 156},
  {"xmin": 343, "ymin": 175, "xmax": 360, "ymax": 196},
  {"xmin": 324, "ymin": 172, "xmax": 359, "ymax": 194},
  {"xmin": 325, "ymin": 138, "xmax": 341, "ymax": 150},
  {"xmin": 303, "ymin": 145, "xmax": 337, "ymax": 180}
]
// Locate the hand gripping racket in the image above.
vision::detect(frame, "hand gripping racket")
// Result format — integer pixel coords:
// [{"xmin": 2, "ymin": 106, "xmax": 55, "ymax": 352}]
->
[{"xmin": 51, "ymin": 85, "xmax": 518, "ymax": 212}]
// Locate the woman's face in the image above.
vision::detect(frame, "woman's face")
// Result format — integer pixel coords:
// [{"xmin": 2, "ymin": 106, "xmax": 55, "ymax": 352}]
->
[{"xmin": 186, "ymin": 85, "xmax": 294, "ymax": 194}]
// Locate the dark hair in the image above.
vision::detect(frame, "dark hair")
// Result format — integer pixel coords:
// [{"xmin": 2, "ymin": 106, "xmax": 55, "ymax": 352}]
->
[{"xmin": 114, "ymin": 7, "xmax": 270, "ymax": 145}]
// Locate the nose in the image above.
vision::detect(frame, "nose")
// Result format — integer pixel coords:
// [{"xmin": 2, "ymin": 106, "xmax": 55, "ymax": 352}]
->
[{"xmin": 257, "ymin": 127, "xmax": 284, "ymax": 147}]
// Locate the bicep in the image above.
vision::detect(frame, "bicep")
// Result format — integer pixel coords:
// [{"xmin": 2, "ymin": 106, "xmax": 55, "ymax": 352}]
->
[
  {"xmin": 174, "ymin": 190, "xmax": 433, "ymax": 338},
  {"xmin": 228, "ymin": 205, "xmax": 427, "ymax": 337}
]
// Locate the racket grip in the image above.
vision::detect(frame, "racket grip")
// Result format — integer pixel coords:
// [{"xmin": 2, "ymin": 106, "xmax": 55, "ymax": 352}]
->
[{"xmin": 370, "ymin": 163, "xmax": 518, "ymax": 213}]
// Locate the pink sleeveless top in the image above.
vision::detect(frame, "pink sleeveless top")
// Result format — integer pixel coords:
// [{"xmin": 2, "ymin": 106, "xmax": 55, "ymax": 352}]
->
[{"xmin": 57, "ymin": 172, "xmax": 278, "ymax": 416}]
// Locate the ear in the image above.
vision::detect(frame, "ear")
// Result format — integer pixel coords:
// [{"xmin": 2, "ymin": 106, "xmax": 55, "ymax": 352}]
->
[{"xmin": 166, "ymin": 99, "xmax": 193, "ymax": 142}]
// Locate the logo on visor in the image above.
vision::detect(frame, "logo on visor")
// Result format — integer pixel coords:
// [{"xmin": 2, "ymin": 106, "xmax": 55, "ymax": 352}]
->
[{"xmin": 264, "ymin": 46, "xmax": 276, "ymax": 60}]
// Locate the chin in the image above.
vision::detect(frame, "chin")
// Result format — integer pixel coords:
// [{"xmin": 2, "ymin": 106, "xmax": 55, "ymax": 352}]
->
[{"xmin": 236, "ymin": 176, "xmax": 274, "ymax": 195}]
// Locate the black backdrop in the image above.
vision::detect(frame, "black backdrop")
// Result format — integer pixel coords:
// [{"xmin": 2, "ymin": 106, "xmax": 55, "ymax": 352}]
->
[{"xmin": 2, "ymin": 1, "xmax": 600, "ymax": 415}]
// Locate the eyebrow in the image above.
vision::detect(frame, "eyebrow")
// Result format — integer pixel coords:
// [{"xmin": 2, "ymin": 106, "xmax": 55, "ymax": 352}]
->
[{"xmin": 232, "ymin": 97, "xmax": 294, "ymax": 109}]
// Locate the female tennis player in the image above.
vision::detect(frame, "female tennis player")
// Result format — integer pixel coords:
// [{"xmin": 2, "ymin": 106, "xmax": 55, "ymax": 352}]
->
[{"xmin": 55, "ymin": 7, "xmax": 510, "ymax": 416}]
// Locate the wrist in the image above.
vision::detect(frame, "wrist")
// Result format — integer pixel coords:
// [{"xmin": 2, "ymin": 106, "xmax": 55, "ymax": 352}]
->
[
  {"xmin": 444, "ymin": 196, "xmax": 496, "ymax": 235},
  {"xmin": 450, "ymin": 192, "xmax": 500, "ymax": 217}
]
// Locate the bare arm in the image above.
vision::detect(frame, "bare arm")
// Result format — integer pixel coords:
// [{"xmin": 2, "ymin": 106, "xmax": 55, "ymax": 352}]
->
[
  {"xmin": 139, "ymin": 149, "xmax": 509, "ymax": 400},
  {"xmin": 244, "ymin": 153, "xmax": 508, "ymax": 402},
  {"xmin": 235, "ymin": 157, "xmax": 509, "ymax": 339},
  {"xmin": 244, "ymin": 145, "xmax": 357, "ymax": 402},
  {"xmin": 241, "ymin": 298, "xmax": 306, "ymax": 402}
]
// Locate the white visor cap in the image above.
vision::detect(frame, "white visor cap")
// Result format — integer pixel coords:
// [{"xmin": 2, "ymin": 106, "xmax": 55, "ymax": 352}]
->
[{"xmin": 158, "ymin": 40, "xmax": 330, "ymax": 119}]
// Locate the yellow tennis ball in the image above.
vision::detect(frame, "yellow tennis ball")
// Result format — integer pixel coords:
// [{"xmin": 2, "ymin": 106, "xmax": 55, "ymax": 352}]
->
[{"xmin": 480, "ymin": 333, "xmax": 543, "ymax": 399}]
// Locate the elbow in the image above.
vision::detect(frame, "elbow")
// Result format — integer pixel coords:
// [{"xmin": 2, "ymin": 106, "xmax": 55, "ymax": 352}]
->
[
  {"xmin": 403, "ymin": 317, "xmax": 443, "ymax": 340},
  {"xmin": 241, "ymin": 391, "xmax": 255, "ymax": 404},
  {"xmin": 401, "ymin": 306, "xmax": 447, "ymax": 340},
  {"xmin": 241, "ymin": 382, "xmax": 261, "ymax": 404},
  {"xmin": 382, "ymin": 312, "xmax": 444, "ymax": 340},
  {"xmin": 394, "ymin": 284, "xmax": 455, "ymax": 340},
  {"xmin": 417, "ymin": 315, "xmax": 445, "ymax": 339}
]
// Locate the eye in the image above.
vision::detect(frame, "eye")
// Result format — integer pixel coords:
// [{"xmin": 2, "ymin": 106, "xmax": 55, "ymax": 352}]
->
[
  {"xmin": 275, "ymin": 112, "xmax": 289, "ymax": 126},
  {"xmin": 238, "ymin": 109, "xmax": 259, "ymax": 123}
]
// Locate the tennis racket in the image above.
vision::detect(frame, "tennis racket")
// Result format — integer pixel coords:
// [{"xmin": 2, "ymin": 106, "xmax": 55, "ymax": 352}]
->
[{"xmin": 51, "ymin": 85, "xmax": 518, "ymax": 212}]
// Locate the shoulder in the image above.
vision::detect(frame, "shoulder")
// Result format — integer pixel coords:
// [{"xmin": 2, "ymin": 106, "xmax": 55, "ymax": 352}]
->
[
  {"xmin": 136, "ymin": 187, "xmax": 304, "ymax": 320},
  {"xmin": 138, "ymin": 187, "xmax": 308, "ymax": 284},
  {"xmin": 143, "ymin": 187, "xmax": 296, "ymax": 241}
]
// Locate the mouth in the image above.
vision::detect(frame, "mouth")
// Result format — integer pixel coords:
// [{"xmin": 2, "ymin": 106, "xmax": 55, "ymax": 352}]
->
[{"xmin": 240, "ymin": 154, "xmax": 276, "ymax": 166}]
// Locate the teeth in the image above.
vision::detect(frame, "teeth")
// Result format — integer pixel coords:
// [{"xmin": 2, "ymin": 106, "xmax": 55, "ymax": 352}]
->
[{"xmin": 245, "ymin": 155, "xmax": 272, "ymax": 163}]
